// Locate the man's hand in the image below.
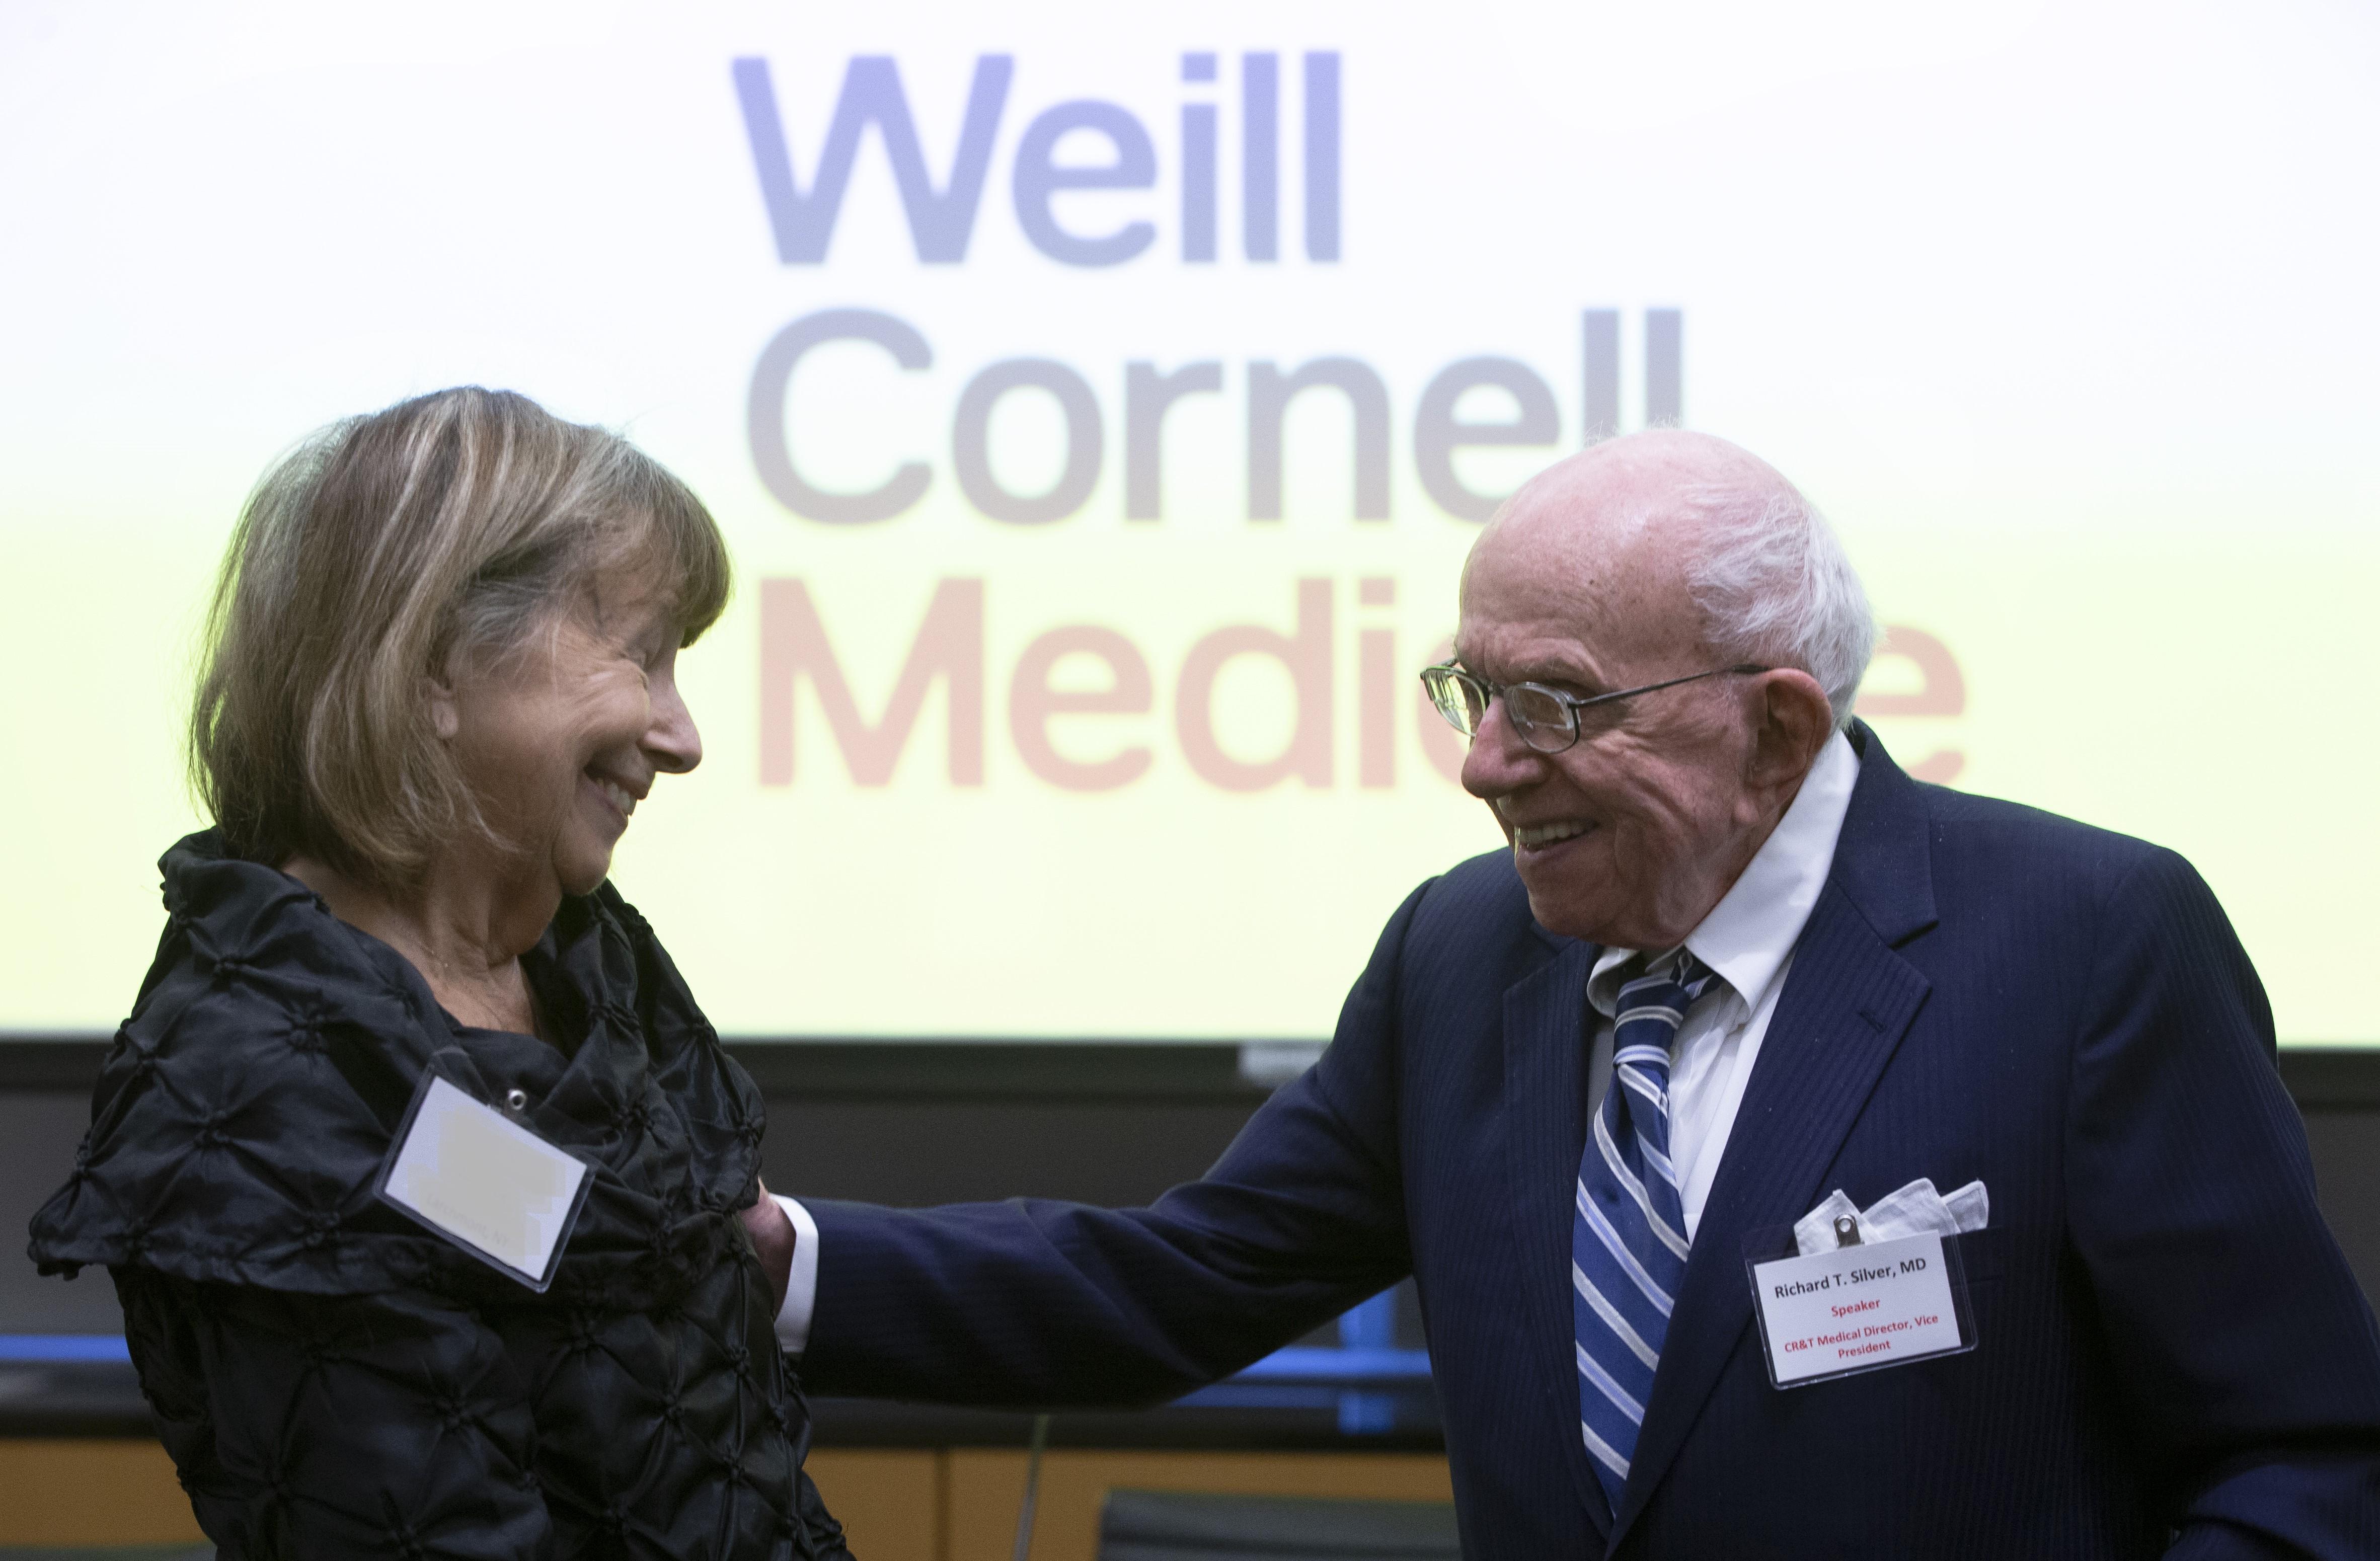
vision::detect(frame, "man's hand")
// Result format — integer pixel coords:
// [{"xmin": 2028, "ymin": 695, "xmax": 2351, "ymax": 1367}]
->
[{"xmin": 739, "ymin": 1177, "xmax": 797, "ymax": 1314}]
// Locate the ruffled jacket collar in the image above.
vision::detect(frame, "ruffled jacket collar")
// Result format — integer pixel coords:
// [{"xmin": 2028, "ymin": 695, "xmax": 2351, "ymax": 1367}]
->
[{"xmin": 29, "ymin": 830, "xmax": 764, "ymax": 1304}]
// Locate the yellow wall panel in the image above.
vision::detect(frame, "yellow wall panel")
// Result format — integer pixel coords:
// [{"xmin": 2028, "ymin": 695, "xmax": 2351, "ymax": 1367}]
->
[
  {"xmin": 0, "ymin": 1439, "xmax": 204, "ymax": 1546},
  {"xmin": 807, "ymin": 1447, "xmax": 945, "ymax": 1561}
]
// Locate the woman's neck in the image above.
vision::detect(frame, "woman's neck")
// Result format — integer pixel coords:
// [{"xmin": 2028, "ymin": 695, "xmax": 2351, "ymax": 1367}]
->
[{"xmin": 281, "ymin": 850, "xmax": 558, "ymax": 1039}]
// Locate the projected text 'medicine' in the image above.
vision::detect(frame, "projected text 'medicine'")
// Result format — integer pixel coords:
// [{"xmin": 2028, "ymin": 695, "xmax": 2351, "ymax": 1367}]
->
[{"xmin": 758, "ymin": 577, "xmax": 1971, "ymax": 795}]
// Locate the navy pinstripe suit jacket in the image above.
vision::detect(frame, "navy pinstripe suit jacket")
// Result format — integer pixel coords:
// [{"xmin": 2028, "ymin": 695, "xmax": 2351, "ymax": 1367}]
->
[{"xmin": 804, "ymin": 726, "xmax": 2380, "ymax": 1557}]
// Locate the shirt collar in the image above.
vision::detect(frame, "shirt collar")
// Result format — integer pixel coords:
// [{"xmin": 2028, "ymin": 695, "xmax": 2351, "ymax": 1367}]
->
[{"xmin": 1588, "ymin": 728, "xmax": 1862, "ymax": 1016}]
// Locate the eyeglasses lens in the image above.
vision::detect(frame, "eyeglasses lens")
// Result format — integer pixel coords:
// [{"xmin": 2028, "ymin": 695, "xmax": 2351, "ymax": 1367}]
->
[
  {"xmin": 1504, "ymin": 685, "xmax": 1578, "ymax": 752},
  {"xmin": 1425, "ymin": 669, "xmax": 1487, "ymax": 735}
]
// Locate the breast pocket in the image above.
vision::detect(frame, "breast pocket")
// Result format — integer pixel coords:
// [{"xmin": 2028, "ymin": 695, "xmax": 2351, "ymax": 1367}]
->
[
  {"xmin": 1948, "ymin": 1226, "xmax": 2008, "ymax": 1285},
  {"xmin": 1941, "ymin": 1225, "xmax": 2015, "ymax": 1358}
]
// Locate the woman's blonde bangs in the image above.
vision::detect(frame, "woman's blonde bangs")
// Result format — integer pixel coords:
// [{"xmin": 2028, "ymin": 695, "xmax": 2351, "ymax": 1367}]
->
[
  {"xmin": 189, "ymin": 388, "xmax": 733, "ymax": 889},
  {"xmin": 615, "ymin": 449, "xmax": 733, "ymax": 648}
]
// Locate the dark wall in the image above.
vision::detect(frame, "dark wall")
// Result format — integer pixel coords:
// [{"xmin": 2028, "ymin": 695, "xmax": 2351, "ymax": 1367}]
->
[
  {"xmin": 2, "ymin": 1088, "xmax": 111, "ymax": 1333},
  {"xmin": 2291, "ymin": 1051, "xmax": 2380, "ymax": 1306},
  {"xmin": 5, "ymin": 1042, "xmax": 2375, "ymax": 1337}
]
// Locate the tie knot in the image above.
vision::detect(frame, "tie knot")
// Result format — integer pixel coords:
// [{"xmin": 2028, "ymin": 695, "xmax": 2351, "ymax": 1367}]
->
[
  {"xmin": 1647, "ymin": 947, "xmax": 1704, "ymax": 980},
  {"xmin": 1605, "ymin": 954, "xmax": 1722, "ymax": 1066},
  {"xmin": 1614, "ymin": 950, "xmax": 1716, "ymax": 1009},
  {"xmin": 1588, "ymin": 949, "xmax": 1728, "ymax": 1028},
  {"xmin": 1653, "ymin": 950, "xmax": 1713, "ymax": 992}
]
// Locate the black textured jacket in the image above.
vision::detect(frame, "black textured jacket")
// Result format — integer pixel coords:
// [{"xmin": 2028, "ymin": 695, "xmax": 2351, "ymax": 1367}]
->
[{"xmin": 28, "ymin": 832, "xmax": 852, "ymax": 1560}]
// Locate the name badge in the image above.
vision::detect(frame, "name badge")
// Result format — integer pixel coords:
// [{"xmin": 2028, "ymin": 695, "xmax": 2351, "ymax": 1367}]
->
[
  {"xmin": 376, "ymin": 1073, "xmax": 594, "ymax": 1292},
  {"xmin": 1746, "ymin": 1231, "xmax": 1976, "ymax": 1387}
]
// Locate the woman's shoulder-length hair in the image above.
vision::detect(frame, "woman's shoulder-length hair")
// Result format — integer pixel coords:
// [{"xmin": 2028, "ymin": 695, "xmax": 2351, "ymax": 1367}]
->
[{"xmin": 190, "ymin": 386, "xmax": 731, "ymax": 889}]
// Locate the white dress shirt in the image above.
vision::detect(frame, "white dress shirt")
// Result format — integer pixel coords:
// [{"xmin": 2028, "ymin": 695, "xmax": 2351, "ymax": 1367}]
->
[
  {"xmin": 1583, "ymin": 730, "xmax": 1860, "ymax": 1240},
  {"xmin": 771, "ymin": 730, "xmax": 1862, "ymax": 1350},
  {"xmin": 773, "ymin": 1192, "xmax": 819, "ymax": 1353}
]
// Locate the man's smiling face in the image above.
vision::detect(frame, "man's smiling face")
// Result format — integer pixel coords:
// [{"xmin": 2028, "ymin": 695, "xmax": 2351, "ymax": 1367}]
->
[{"xmin": 1454, "ymin": 436, "xmax": 1786, "ymax": 950}]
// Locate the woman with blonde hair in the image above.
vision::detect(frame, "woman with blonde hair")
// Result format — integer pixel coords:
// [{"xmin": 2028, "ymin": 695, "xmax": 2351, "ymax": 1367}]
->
[{"xmin": 31, "ymin": 387, "xmax": 847, "ymax": 1559}]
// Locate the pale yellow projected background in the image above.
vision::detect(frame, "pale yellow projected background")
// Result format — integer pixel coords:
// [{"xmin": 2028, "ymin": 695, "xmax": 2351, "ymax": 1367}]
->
[{"xmin": 4, "ymin": 1, "xmax": 2373, "ymax": 1043}]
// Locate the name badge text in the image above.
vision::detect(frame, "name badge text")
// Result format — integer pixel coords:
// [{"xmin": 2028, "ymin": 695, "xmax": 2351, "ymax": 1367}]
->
[{"xmin": 1750, "ymin": 1232, "xmax": 1970, "ymax": 1387}]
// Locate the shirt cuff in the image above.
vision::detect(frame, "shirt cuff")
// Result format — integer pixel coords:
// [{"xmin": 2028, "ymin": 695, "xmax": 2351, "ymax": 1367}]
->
[{"xmin": 772, "ymin": 1194, "xmax": 820, "ymax": 1356}]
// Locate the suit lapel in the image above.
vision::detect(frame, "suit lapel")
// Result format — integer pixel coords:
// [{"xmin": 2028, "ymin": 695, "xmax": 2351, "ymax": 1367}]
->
[
  {"xmin": 1612, "ymin": 726, "xmax": 1942, "ymax": 1541},
  {"xmin": 1500, "ymin": 933, "xmax": 1613, "ymax": 1543}
]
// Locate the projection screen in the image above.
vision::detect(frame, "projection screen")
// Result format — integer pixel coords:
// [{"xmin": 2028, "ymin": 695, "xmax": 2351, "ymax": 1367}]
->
[{"xmin": 4, "ymin": 1, "xmax": 2374, "ymax": 1043}]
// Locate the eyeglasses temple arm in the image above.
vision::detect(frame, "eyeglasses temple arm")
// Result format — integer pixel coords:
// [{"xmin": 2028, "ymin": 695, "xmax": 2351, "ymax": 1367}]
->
[{"xmin": 1572, "ymin": 663, "xmax": 1773, "ymax": 710}]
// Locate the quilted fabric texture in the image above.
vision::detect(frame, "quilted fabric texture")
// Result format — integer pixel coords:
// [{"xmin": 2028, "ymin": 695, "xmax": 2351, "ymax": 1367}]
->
[{"xmin": 28, "ymin": 832, "xmax": 854, "ymax": 1560}]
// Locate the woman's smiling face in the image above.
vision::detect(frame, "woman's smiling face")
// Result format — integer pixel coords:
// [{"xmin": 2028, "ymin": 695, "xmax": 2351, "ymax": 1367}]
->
[{"xmin": 441, "ymin": 565, "xmax": 702, "ymax": 900}]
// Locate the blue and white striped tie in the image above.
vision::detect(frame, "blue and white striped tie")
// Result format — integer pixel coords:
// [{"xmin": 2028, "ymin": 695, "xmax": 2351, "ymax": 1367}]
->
[{"xmin": 1572, "ymin": 952, "xmax": 1717, "ymax": 1512}]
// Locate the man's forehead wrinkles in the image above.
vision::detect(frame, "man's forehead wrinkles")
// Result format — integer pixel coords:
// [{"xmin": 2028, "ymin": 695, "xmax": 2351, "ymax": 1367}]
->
[{"xmin": 1455, "ymin": 626, "xmax": 1606, "ymax": 684}]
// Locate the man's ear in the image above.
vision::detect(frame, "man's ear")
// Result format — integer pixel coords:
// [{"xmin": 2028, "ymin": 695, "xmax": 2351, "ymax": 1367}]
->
[{"xmin": 1745, "ymin": 669, "xmax": 1834, "ymax": 794}]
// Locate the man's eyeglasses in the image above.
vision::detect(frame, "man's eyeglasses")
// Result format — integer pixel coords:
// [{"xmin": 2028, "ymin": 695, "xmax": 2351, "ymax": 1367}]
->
[{"xmin": 1418, "ymin": 661, "xmax": 1771, "ymax": 755}]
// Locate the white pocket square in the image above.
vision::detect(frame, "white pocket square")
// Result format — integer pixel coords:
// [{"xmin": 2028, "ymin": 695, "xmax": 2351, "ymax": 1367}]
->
[{"xmin": 1794, "ymin": 1177, "xmax": 1988, "ymax": 1257}]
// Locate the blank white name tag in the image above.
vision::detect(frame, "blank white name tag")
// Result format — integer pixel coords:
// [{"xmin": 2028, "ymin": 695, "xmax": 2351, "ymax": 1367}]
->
[
  {"xmin": 1748, "ymin": 1232, "xmax": 1974, "ymax": 1387},
  {"xmin": 377, "ymin": 1075, "xmax": 593, "ymax": 1291}
]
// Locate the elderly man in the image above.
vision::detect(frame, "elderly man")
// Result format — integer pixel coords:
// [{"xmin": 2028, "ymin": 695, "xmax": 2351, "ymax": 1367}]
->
[{"xmin": 777, "ymin": 432, "xmax": 2380, "ymax": 1556}]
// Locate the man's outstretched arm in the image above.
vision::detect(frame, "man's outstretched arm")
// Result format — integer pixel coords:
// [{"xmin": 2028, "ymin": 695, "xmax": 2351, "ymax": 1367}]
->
[{"xmin": 787, "ymin": 881, "xmax": 1435, "ymax": 1408}]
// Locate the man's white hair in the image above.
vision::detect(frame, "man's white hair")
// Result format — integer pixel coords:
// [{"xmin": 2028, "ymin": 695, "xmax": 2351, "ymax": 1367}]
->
[{"xmin": 1679, "ymin": 484, "xmax": 1876, "ymax": 729}]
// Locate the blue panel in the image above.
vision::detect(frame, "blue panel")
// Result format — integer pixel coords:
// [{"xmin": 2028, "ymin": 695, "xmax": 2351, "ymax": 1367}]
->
[
  {"xmin": 1225, "ymin": 1345, "xmax": 1432, "ymax": 1384},
  {"xmin": 0, "ymin": 1333, "xmax": 132, "ymax": 1363}
]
